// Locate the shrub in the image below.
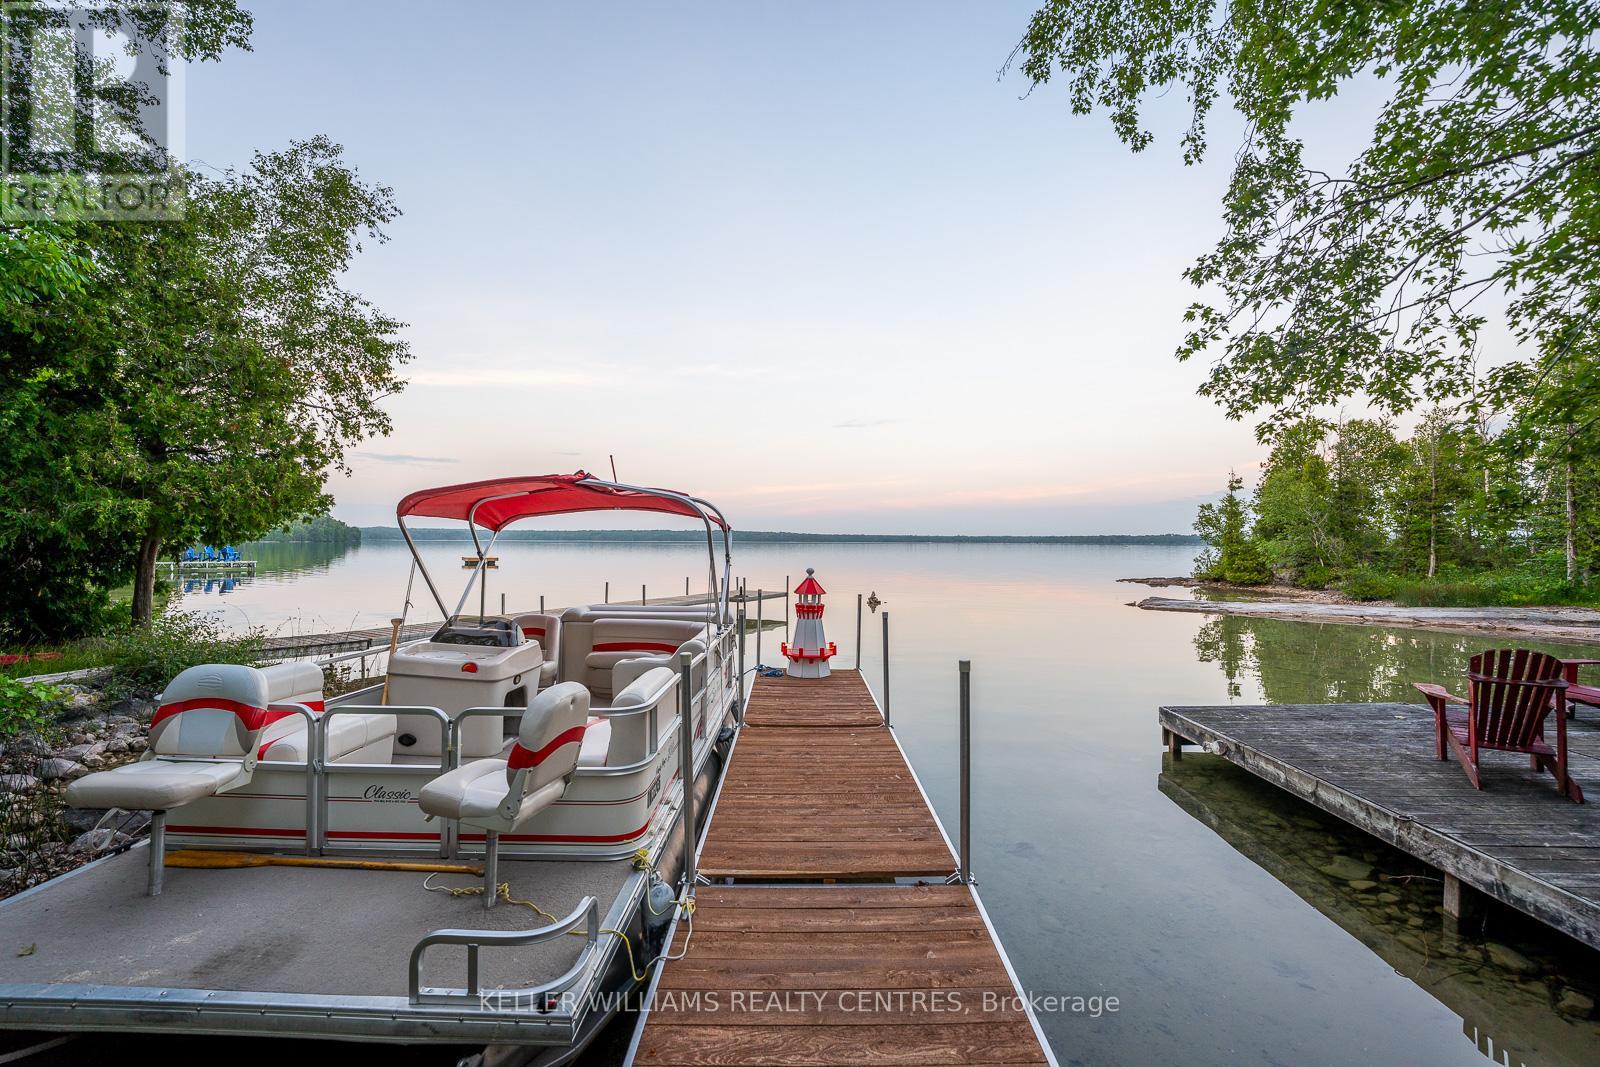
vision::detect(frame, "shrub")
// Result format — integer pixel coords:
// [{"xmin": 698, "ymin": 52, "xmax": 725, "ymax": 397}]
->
[
  {"xmin": 0, "ymin": 677, "xmax": 62, "ymax": 737},
  {"xmin": 1339, "ymin": 570, "xmax": 1399, "ymax": 601},
  {"xmin": 96, "ymin": 611, "xmax": 265, "ymax": 699}
]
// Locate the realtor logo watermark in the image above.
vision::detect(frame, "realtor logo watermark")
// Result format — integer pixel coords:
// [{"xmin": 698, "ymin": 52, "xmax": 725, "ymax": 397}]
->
[
  {"xmin": 1, "ymin": 1, "xmax": 185, "ymax": 219},
  {"xmin": 478, "ymin": 987, "xmax": 1123, "ymax": 1019}
]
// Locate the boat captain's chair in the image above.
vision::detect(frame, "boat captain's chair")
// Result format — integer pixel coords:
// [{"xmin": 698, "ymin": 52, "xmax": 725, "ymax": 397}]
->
[
  {"xmin": 512, "ymin": 612, "xmax": 562, "ymax": 687},
  {"xmin": 418, "ymin": 682, "xmax": 589, "ymax": 908},
  {"xmin": 66, "ymin": 662, "xmax": 324, "ymax": 897}
]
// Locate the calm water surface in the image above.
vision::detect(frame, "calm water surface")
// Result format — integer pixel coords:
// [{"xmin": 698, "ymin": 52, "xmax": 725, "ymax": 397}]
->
[{"xmin": 172, "ymin": 541, "xmax": 1600, "ymax": 1066}]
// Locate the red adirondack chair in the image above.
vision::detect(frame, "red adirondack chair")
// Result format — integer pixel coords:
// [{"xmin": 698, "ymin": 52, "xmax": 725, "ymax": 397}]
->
[
  {"xmin": 1560, "ymin": 659, "xmax": 1600, "ymax": 719},
  {"xmin": 1413, "ymin": 649, "xmax": 1583, "ymax": 803}
]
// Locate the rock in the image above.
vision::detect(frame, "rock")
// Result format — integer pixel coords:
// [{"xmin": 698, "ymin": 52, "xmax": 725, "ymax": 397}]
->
[
  {"xmin": 37, "ymin": 758, "xmax": 87, "ymax": 781},
  {"xmin": 1377, "ymin": 892, "xmax": 1401, "ymax": 904},
  {"xmin": 127, "ymin": 737, "xmax": 147, "ymax": 753},
  {"xmin": 1557, "ymin": 989, "xmax": 1595, "ymax": 1018},
  {"xmin": 71, "ymin": 828, "xmax": 131, "ymax": 853},
  {"xmin": 56, "ymin": 743, "xmax": 102, "ymax": 763},
  {"xmin": 0, "ymin": 774, "xmax": 40, "ymax": 794},
  {"xmin": 1347, "ymin": 879, "xmax": 1378, "ymax": 892},
  {"xmin": 103, "ymin": 738, "xmax": 129, "ymax": 754},
  {"xmin": 1317, "ymin": 855, "xmax": 1374, "ymax": 882},
  {"xmin": 61, "ymin": 806, "xmax": 149, "ymax": 836},
  {"xmin": 1486, "ymin": 942, "xmax": 1539, "ymax": 976},
  {"xmin": 9, "ymin": 736, "xmax": 51, "ymax": 756}
]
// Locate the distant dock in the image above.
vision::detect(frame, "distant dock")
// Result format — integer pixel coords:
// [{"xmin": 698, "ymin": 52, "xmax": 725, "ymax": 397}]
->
[
  {"xmin": 1160, "ymin": 702, "xmax": 1600, "ymax": 950},
  {"xmin": 156, "ymin": 558, "xmax": 256, "ymax": 576}
]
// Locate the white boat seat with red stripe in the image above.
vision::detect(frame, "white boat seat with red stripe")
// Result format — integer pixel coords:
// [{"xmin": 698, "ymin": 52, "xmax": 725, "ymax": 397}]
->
[
  {"xmin": 259, "ymin": 711, "xmax": 398, "ymax": 764},
  {"xmin": 65, "ymin": 661, "xmax": 322, "ymax": 897},
  {"xmin": 578, "ymin": 665, "xmax": 678, "ymax": 768},
  {"xmin": 418, "ymin": 682, "xmax": 588, "ymax": 908},
  {"xmin": 512, "ymin": 612, "xmax": 561, "ymax": 687},
  {"xmin": 418, "ymin": 681, "xmax": 589, "ymax": 830},
  {"xmin": 582, "ymin": 619, "xmax": 705, "ymax": 696}
]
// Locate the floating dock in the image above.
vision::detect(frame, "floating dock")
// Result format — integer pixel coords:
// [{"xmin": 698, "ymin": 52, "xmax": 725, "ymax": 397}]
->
[
  {"xmin": 628, "ymin": 670, "xmax": 1056, "ymax": 1066},
  {"xmin": 1160, "ymin": 703, "xmax": 1600, "ymax": 950}
]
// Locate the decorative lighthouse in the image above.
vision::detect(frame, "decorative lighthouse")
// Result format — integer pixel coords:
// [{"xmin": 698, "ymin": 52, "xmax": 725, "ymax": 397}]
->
[{"xmin": 781, "ymin": 568, "xmax": 837, "ymax": 678}]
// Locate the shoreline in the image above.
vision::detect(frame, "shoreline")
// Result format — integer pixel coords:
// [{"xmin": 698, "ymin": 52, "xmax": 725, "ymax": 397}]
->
[{"xmin": 1121, "ymin": 579, "xmax": 1600, "ymax": 645}]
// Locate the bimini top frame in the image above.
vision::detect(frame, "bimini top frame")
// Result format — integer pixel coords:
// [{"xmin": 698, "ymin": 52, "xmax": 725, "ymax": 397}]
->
[{"xmin": 395, "ymin": 472, "xmax": 733, "ymax": 628}]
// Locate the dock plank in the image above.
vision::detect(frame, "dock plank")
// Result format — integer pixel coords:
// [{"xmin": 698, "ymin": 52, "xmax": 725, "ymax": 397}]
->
[
  {"xmin": 1161, "ymin": 702, "xmax": 1600, "ymax": 950},
  {"xmin": 634, "ymin": 671, "xmax": 1052, "ymax": 1066}
]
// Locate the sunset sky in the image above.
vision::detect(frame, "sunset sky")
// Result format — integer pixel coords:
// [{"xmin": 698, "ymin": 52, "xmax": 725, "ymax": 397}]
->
[{"xmin": 183, "ymin": 1, "xmax": 1364, "ymax": 533}]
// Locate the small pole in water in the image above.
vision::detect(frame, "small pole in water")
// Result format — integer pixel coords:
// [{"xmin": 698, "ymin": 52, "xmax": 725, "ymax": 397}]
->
[
  {"xmin": 959, "ymin": 659, "xmax": 972, "ymax": 884},
  {"xmin": 539, "ymin": 595, "xmax": 545, "ymax": 613},
  {"xmin": 500, "ymin": 592, "xmax": 506, "ymax": 615},
  {"xmin": 605, "ymin": 581, "xmax": 609, "ymax": 603},
  {"xmin": 855, "ymin": 593, "xmax": 863, "ymax": 670},
  {"xmin": 881, "ymin": 611, "xmax": 891, "ymax": 727},
  {"xmin": 756, "ymin": 590, "xmax": 764, "ymax": 666},
  {"xmin": 642, "ymin": 583, "xmax": 647, "ymax": 605},
  {"xmin": 784, "ymin": 575, "xmax": 791, "ymax": 641},
  {"xmin": 686, "ymin": 576, "xmax": 690, "ymax": 596},
  {"xmin": 735, "ymin": 601, "xmax": 747, "ymax": 722}
]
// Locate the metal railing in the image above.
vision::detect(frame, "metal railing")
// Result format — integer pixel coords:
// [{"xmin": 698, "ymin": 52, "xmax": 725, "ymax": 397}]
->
[
  {"xmin": 408, "ymin": 895, "xmax": 600, "ymax": 1006},
  {"xmin": 312, "ymin": 704, "xmax": 451, "ymax": 857}
]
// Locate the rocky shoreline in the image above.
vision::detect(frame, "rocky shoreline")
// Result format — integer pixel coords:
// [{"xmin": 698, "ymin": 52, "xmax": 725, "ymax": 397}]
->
[
  {"xmin": 0, "ymin": 691, "xmax": 155, "ymax": 897},
  {"xmin": 1122, "ymin": 580, "xmax": 1600, "ymax": 645}
]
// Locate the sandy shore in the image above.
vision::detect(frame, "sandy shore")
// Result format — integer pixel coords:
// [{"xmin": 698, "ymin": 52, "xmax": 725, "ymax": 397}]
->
[{"xmin": 1123, "ymin": 581, "xmax": 1600, "ymax": 645}]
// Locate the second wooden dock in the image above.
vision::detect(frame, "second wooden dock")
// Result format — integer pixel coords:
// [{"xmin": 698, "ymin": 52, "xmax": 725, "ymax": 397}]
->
[
  {"xmin": 630, "ymin": 669, "xmax": 1057, "ymax": 1066},
  {"xmin": 1160, "ymin": 702, "xmax": 1600, "ymax": 950}
]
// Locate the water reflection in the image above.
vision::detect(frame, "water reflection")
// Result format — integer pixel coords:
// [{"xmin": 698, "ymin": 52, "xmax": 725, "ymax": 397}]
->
[
  {"xmin": 167, "ymin": 540, "xmax": 357, "ymax": 603},
  {"xmin": 1192, "ymin": 614, "xmax": 1600, "ymax": 705},
  {"xmin": 1161, "ymin": 754, "xmax": 1600, "ymax": 1065}
]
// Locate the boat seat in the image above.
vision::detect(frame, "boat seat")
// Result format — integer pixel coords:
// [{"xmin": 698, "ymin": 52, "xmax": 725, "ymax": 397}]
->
[
  {"xmin": 418, "ymin": 682, "xmax": 589, "ymax": 908},
  {"xmin": 579, "ymin": 665, "xmax": 679, "ymax": 768},
  {"xmin": 582, "ymin": 619, "xmax": 705, "ymax": 696},
  {"xmin": 65, "ymin": 661, "xmax": 319, "ymax": 897},
  {"xmin": 259, "ymin": 711, "xmax": 398, "ymax": 764},
  {"xmin": 512, "ymin": 612, "xmax": 561, "ymax": 687},
  {"xmin": 64, "ymin": 758, "xmax": 242, "ymax": 810}
]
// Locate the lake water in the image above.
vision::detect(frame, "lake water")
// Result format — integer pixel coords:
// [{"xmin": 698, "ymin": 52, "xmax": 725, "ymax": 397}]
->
[{"xmin": 172, "ymin": 540, "xmax": 1600, "ymax": 1066}]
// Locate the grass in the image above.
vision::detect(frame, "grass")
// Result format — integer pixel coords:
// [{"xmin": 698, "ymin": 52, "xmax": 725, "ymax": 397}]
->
[
  {"xmin": 1334, "ymin": 555, "xmax": 1600, "ymax": 608},
  {"xmin": 0, "ymin": 612, "xmax": 265, "ymax": 695}
]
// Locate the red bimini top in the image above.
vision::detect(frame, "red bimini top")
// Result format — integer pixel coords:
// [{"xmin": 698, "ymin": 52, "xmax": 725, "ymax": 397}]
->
[{"xmin": 395, "ymin": 472, "xmax": 726, "ymax": 533}]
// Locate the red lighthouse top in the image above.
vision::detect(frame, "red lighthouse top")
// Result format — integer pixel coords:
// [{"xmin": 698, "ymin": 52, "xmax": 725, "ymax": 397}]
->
[{"xmin": 794, "ymin": 571, "xmax": 826, "ymax": 596}]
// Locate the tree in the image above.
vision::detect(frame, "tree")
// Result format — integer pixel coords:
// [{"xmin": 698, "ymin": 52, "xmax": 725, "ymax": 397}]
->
[
  {"xmin": 1195, "ymin": 472, "xmax": 1271, "ymax": 584},
  {"xmin": 2, "ymin": 141, "xmax": 410, "ymax": 631},
  {"xmin": 1010, "ymin": 0, "xmax": 1600, "ymax": 437},
  {"xmin": 1391, "ymin": 410, "xmax": 1474, "ymax": 578}
]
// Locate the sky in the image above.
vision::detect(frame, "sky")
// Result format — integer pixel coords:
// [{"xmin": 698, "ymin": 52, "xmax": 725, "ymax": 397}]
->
[{"xmin": 183, "ymin": 1, "xmax": 1285, "ymax": 533}]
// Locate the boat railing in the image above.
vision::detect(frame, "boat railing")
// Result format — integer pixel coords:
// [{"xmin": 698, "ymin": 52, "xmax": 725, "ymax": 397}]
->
[
  {"xmin": 262, "ymin": 702, "xmax": 322, "ymax": 859},
  {"xmin": 312, "ymin": 704, "xmax": 452, "ymax": 857},
  {"xmin": 407, "ymin": 894, "xmax": 600, "ymax": 1007}
]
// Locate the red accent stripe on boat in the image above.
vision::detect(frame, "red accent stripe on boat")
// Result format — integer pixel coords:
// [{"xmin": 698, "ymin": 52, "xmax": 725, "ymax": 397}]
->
[
  {"xmin": 256, "ymin": 699, "xmax": 328, "ymax": 759},
  {"xmin": 507, "ymin": 725, "xmax": 587, "ymax": 770},
  {"xmin": 592, "ymin": 641, "xmax": 679, "ymax": 654}
]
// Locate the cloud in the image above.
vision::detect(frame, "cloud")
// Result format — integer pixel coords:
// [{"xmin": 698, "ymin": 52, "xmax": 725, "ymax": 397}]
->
[
  {"xmin": 834, "ymin": 418, "xmax": 895, "ymax": 429},
  {"xmin": 354, "ymin": 451, "xmax": 458, "ymax": 464}
]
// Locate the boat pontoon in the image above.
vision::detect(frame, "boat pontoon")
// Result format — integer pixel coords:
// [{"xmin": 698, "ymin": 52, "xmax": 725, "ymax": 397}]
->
[{"xmin": 0, "ymin": 473, "xmax": 743, "ymax": 1063}]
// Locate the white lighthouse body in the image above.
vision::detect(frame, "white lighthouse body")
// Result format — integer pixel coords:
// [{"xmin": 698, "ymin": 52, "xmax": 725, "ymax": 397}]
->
[{"xmin": 783, "ymin": 567, "xmax": 836, "ymax": 678}]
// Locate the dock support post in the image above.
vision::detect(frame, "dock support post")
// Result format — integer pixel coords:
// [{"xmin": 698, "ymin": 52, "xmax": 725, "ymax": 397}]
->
[
  {"xmin": 756, "ymin": 590, "xmax": 763, "ymax": 666},
  {"xmin": 735, "ymin": 601, "xmax": 747, "ymax": 723},
  {"xmin": 1164, "ymin": 727, "xmax": 1183, "ymax": 760},
  {"xmin": 678, "ymin": 653, "xmax": 697, "ymax": 896},
  {"xmin": 881, "ymin": 611, "xmax": 891, "ymax": 728},
  {"xmin": 784, "ymin": 575, "xmax": 790, "ymax": 642},
  {"xmin": 959, "ymin": 660, "xmax": 971, "ymax": 884},
  {"xmin": 855, "ymin": 593, "xmax": 863, "ymax": 670},
  {"xmin": 500, "ymin": 592, "xmax": 505, "ymax": 615},
  {"xmin": 539, "ymin": 595, "xmax": 545, "ymax": 613},
  {"xmin": 642, "ymin": 583, "xmax": 647, "ymax": 605},
  {"xmin": 1442, "ymin": 873, "xmax": 1477, "ymax": 921}
]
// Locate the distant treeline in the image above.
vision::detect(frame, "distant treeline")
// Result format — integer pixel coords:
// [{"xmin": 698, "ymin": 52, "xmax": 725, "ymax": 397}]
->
[
  {"xmin": 360, "ymin": 527, "xmax": 1200, "ymax": 545},
  {"xmin": 251, "ymin": 516, "xmax": 363, "ymax": 545}
]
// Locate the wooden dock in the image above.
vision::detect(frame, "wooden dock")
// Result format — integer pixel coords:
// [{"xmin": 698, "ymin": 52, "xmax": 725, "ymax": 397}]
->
[
  {"xmin": 1160, "ymin": 702, "xmax": 1600, "ymax": 950},
  {"xmin": 630, "ymin": 670, "xmax": 1056, "ymax": 1066}
]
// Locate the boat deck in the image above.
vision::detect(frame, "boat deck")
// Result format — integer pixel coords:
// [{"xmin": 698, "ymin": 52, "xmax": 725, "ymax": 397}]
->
[
  {"xmin": 1159, "ymin": 702, "xmax": 1600, "ymax": 949},
  {"xmin": 631, "ymin": 670, "xmax": 1055, "ymax": 1066},
  {"xmin": 0, "ymin": 849, "xmax": 626, "ymax": 995}
]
